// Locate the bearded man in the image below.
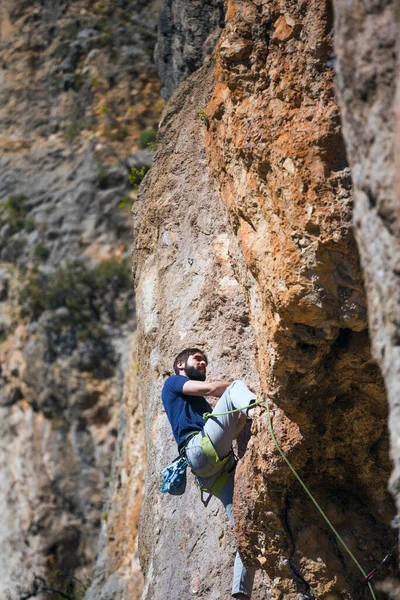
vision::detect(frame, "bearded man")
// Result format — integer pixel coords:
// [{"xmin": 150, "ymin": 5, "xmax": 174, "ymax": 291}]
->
[{"xmin": 161, "ymin": 347, "xmax": 257, "ymax": 600}]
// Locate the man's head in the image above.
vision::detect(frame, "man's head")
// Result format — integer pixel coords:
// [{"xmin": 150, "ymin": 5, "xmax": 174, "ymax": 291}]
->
[{"xmin": 173, "ymin": 348, "xmax": 208, "ymax": 381}]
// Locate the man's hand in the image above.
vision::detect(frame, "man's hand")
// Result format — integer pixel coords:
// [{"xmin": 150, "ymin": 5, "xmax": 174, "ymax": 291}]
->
[{"xmin": 182, "ymin": 380, "xmax": 232, "ymax": 398}]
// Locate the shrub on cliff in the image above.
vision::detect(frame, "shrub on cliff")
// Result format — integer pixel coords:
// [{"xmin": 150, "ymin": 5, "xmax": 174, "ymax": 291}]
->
[
  {"xmin": 139, "ymin": 128, "xmax": 157, "ymax": 149},
  {"xmin": 0, "ymin": 194, "xmax": 29, "ymax": 232},
  {"xmin": 129, "ymin": 165, "xmax": 148, "ymax": 189},
  {"xmin": 19, "ymin": 257, "xmax": 132, "ymax": 333}
]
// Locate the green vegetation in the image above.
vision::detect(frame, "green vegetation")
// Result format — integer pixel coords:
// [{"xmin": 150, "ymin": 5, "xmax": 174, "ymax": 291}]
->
[
  {"xmin": 102, "ymin": 510, "xmax": 108, "ymax": 521},
  {"xmin": 153, "ymin": 98, "xmax": 165, "ymax": 116},
  {"xmin": 147, "ymin": 140, "xmax": 157, "ymax": 152},
  {"xmin": 95, "ymin": 160, "xmax": 106, "ymax": 180},
  {"xmin": 34, "ymin": 243, "xmax": 50, "ymax": 261},
  {"xmin": 51, "ymin": 418, "xmax": 68, "ymax": 431},
  {"xmin": 118, "ymin": 301, "xmax": 130, "ymax": 322},
  {"xmin": 77, "ymin": 325, "xmax": 106, "ymax": 342},
  {"xmin": 64, "ymin": 120, "xmax": 85, "ymax": 142},
  {"xmin": 139, "ymin": 128, "xmax": 157, "ymax": 149},
  {"xmin": 199, "ymin": 109, "xmax": 210, "ymax": 128},
  {"xmin": 38, "ymin": 221, "xmax": 48, "ymax": 233},
  {"xmin": 43, "ymin": 571, "xmax": 90, "ymax": 600},
  {"xmin": 19, "ymin": 257, "xmax": 132, "ymax": 338},
  {"xmin": 128, "ymin": 166, "xmax": 149, "ymax": 189},
  {"xmin": 0, "ymin": 194, "xmax": 28, "ymax": 232},
  {"xmin": 24, "ymin": 218, "xmax": 35, "ymax": 232},
  {"xmin": 93, "ymin": 0, "xmax": 109, "ymax": 13},
  {"xmin": 72, "ymin": 72, "xmax": 83, "ymax": 90},
  {"xmin": 117, "ymin": 196, "xmax": 130, "ymax": 209}
]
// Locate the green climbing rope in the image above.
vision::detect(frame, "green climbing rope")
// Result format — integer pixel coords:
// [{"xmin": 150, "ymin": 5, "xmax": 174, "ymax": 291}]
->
[
  {"xmin": 264, "ymin": 397, "xmax": 377, "ymax": 600},
  {"xmin": 204, "ymin": 395, "xmax": 377, "ymax": 600},
  {"xmin": 203, "ymin": 398, "xmax": 266, "ymax": 422}
]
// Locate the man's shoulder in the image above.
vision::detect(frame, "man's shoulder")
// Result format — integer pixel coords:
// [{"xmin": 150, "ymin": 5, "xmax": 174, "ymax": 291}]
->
[{"xmin": 162, "ymin": 374, "xmax": 188, "ymax": 394}]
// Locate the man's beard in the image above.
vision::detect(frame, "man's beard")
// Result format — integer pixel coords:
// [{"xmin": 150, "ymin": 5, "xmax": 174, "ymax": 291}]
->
[{"xmin": 185, "ymin": 365, "xmax": 206, "ymax": 381}]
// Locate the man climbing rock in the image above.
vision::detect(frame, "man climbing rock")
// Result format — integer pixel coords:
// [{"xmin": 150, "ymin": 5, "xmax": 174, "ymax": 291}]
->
[{"xmin": 162, "ymin": 347, "xmax": 258, "ymax": 600}]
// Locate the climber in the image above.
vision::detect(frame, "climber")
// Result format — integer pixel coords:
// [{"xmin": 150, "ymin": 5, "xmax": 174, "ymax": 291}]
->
[{"xmin": 161, "ymin": 347, "xmax": 257, "ymax": 600}]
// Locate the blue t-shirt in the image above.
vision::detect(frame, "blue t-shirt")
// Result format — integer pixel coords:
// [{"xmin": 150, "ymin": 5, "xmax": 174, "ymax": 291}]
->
[{"xmin": 162, "ymin": 375, "xmax": 211, "ymax": 451}]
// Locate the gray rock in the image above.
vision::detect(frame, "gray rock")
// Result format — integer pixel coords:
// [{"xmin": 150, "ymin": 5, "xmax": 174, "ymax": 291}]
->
[
  {"xmin": 134, "ymin": 64, "xmax": 265, "ymax": 600},
  {"xmin": 0, "ymin": 270, "xmax": 9, "ymax": 301},
  {"xmin": 333, "ymin": 0, "xmax": 400, "ymax": 513},
  {"xmin": 126, "ymin": 150, "xmax": 154, "ymax": 169},
  {"xmin": 155, "ymin": 0, "xmax": 225, "ymax": 99},
  {"xmin": 76, "ymin": 28, "xmax": 99, "ymax": 41}
]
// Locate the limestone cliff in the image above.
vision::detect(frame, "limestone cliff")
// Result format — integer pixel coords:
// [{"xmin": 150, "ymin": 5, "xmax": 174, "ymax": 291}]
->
[
  {"xmin": 155, "ymin": 0, "xmax": 225, "ymax": 99},
  {"xmin": 333, "ymin": 0, "xmax": 400, "ymax": 511},
  {"xmin": 135, "ymin": 1, "xmax": 397, "ymax": 599},
  {"xmin": 0, "ymin": 1, "xmax": 160, "ymax": 597},
  {"xmin": 1, "ymin": 0, "xmax": 399, "ymax": 599}
]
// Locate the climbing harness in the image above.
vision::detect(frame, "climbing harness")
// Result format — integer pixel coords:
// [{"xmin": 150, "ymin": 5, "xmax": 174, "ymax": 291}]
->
[
  {"xmin": 193, "ymin": 432, "xmax": 237, "ymax": 506},
  {"xmin": 198, "ymin": 463, "xmax": 237, "ymax": 507},
  {"xmin": 194, "ymin": 401, "xmax": 264, "ymax": 505}
]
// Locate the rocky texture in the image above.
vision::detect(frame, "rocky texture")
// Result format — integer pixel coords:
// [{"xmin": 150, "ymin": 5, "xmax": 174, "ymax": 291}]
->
[
  {"xmin": 134, "ymin": 1, "xmax": 397, "ymax": 599},
  {"xmin": 134, "ymin": 64, "xmax": 265, "ymax": 600},
  {"xmin": 333, "ymin": 0, "xmax": 400, "ymax": 520},
  {"xmin": 155, "ymin": 0, "xmax": 225, "ymax": 99},
  {"xmin": 202, "ymin": 1, "xmax": 396, "ymax": 597},
  {"xmin": 85, "ymin": 335, "xmax": 145, "ymax": 600},
  {"xmin": 0, "ymin": 0, "xmax": 161, "ymax": 596}
]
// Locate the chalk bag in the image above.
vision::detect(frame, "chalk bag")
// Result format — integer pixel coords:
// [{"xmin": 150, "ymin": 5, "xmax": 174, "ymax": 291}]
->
[{"xmin": 160, "ymin": 456, "xmax": 188, "ymax": 495}]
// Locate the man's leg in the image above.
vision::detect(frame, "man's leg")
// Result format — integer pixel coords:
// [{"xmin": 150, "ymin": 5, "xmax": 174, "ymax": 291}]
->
[
  {"xmin": 204, "ymin": 380, "xmax": 256, "ymax": 459},
  {"xmin": 220, "ymin": 474, "xmax": 255, "ymax": 598},
  {"xmin": 185, "ymin": 382, "xmax": 256, "ymax": 597}
]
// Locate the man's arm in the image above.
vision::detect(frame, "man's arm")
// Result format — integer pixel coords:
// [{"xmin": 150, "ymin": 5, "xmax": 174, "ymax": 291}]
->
[{"xmin": 182, "ymin": 380, "xmax": 231, "ymax": 398}]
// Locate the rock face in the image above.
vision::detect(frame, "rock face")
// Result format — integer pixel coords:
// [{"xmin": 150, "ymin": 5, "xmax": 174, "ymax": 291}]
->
[
  {"xmin": 154, "ymin": 0, "xmax": 225, "ymax": 99},
  {"xmin": 0, "ymin": 0, "xmax": 160, "ymax": 597},
  {"xmin": 202, "ymin": 2, "xmax": 396, "ymax": 597},
  {"xmin": 134, "ymin": 63, "xmax": 265, "ymax": 600},
  {"xmin": 85, "ymin": 337, "xmax": 145, "ymax": 600},
  {"xmin": 333, "ymin": 0, "xmax": 400, "ymax": 519},
  {"xmin": 135, "ymin": 0, "xmax": 397, "ymax": 599}
]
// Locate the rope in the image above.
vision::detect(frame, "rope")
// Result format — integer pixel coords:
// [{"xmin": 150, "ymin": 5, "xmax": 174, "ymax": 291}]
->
[
  {"xmin": 264, "ymin": 397, "xmax": 377, "ymax": 600},
  {"xmin": 202, "ymin": 398, "xmax": 265, "ymax": 421},
  {"xmin": 204, "ymin": 395, "xmax": 377, "ymax": 600}
]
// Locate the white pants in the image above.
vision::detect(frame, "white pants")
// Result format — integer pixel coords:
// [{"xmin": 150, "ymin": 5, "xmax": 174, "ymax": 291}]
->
[{"xmin": 185, "ymin": 381, "xmax": 257, "ymax": 598}]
